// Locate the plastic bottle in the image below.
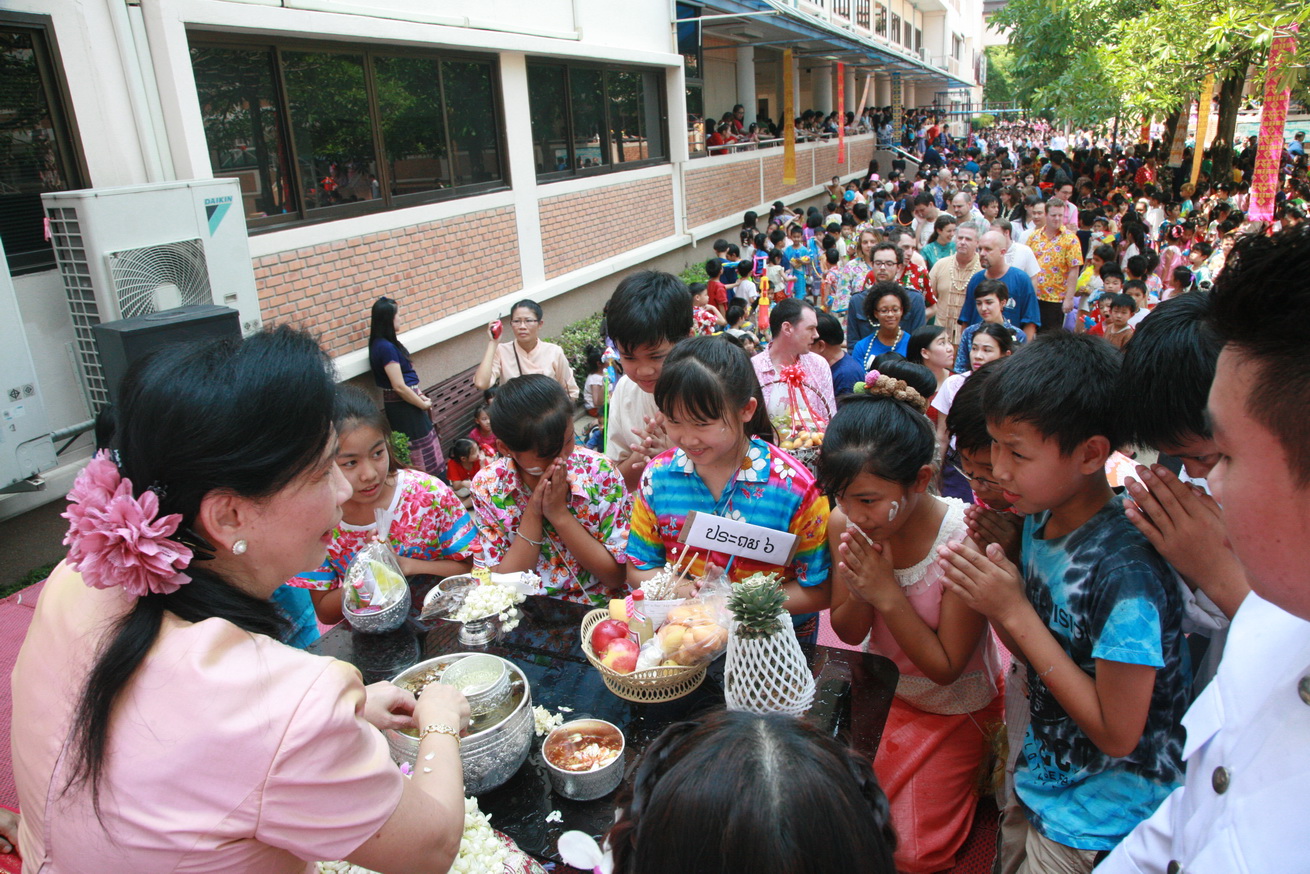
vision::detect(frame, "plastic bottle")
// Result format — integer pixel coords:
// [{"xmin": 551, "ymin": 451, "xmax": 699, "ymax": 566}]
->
[{"xmin": 629, "ymin": 590, "xmax": 654, "ymax": 645}]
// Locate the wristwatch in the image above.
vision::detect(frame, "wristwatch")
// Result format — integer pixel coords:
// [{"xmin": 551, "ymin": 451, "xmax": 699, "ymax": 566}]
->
[{"xmin": 419, "ymin": 722, "xmax": 461, "ymax": 745}]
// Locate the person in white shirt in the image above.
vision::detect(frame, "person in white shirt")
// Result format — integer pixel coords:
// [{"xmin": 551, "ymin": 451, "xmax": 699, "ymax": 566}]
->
[
  {"xmin": 1099, "ymin": 228, "xmax": 1310, "ymax": 874},
  {"xmin": 990, "ymin": 218, "xmax": 1041, "ymax": 279}
]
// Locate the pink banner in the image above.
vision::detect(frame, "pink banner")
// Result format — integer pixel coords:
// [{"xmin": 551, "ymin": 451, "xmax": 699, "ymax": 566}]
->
[
  {"xmin": 837, "ymin": 62, "xmax": 846, "ymax": 164},
  {"xmin": 1250, "ymin": 31, "xmax": 1298, "ymax": 222}
]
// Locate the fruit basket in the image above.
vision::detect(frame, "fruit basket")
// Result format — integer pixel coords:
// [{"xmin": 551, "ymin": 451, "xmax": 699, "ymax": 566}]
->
[{"xmin": 580, "ymin": 609, "xmax": 706, "ymax": 703}]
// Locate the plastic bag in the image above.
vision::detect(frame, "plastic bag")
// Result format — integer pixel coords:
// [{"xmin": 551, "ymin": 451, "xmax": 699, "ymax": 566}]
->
[
  {"xmin": 647, "ymin": 574, "xmax": 732, "ymax": 667},
  {"xmin": 342, "ymin": 541, "xmax": 408, "ymax": 613}
]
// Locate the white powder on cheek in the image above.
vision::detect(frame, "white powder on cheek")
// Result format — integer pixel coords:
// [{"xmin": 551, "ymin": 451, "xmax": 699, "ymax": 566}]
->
[{"xmin": 887, "ymin": 500, "xmax": 900, "ymax": 522}]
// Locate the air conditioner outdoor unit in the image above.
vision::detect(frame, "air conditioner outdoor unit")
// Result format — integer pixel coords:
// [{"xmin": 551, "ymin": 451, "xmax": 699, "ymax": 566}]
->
[
  {"xmin": 42, "ymin": 179, "xmax": 262, "ymax": 412},
  {"xmin": 0, "ymin": 237, "xmax": 57, "ymax": 491}
]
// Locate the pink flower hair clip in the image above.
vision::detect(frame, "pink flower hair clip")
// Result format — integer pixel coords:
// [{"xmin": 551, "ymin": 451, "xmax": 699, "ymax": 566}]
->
[{"xmin": 61, "ymin": 450, "xmax": 193, "ymax": 598}]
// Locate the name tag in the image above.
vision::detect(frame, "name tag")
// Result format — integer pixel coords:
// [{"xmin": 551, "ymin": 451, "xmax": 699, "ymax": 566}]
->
[{"xmin": 678, "ymin": 511, "xmax": 800, "ymax": 565}]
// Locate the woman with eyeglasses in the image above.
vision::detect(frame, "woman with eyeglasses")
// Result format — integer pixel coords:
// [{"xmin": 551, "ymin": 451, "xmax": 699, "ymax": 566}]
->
[{"xmin": 474, "ymin": 298, "xmax": 580, "ymax": 402}]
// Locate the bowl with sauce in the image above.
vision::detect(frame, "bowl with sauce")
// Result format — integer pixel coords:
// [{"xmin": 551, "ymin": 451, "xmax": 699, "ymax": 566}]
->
[{"xmin": 542, "ymin": 718, "xmax": 626, "ymax": 801}]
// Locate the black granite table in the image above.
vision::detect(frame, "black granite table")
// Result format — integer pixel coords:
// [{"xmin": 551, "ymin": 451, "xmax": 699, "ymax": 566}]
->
[{"xmin": 308, "ymin": 594, "xmax": 898, "ymax": 863}]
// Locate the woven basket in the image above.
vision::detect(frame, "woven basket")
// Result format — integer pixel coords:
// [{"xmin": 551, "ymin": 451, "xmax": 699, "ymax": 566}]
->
[{"xmin": 580, "ymin": 609, "xmax": 707, "ymax": 703}]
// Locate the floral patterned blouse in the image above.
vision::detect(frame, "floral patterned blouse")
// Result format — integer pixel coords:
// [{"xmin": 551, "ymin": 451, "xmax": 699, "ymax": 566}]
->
[
  {"xmin": 470, "ymin": 447, "xmax": 630, "ymax": 606},
  {"xmin": 288, "ymin": 469, "xmax": 481, "ymax": 591},
  {"xmin": 626, "ymin": 438, "xmax": 831, "ymax": 590}
]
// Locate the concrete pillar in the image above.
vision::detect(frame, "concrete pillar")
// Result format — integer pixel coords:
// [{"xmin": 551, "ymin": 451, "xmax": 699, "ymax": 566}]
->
[
  {"xmin": 814, "ymin": 64, "xmax": 833, "ymax": 115},
  {"xmin": 904, "ymin": 82, "xmax": 916, "ymax": 110},
  {"xmin": 845, "ymin": 66, "xmax": 858, "ymax": 115},
  {"xmin": 736, "ymin": 45, "xmax": 757, "ymax": 126},
  {"xmin": 875, "ymin": 72, "xmax": 891, "ymax": 107}
]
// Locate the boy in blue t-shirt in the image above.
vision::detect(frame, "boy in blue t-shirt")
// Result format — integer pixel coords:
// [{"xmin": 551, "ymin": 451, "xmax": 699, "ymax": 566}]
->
[
  {"xmin": 938, "ymin": 332, "xmax": 1191, "ymax": 872},
  {"xmin": 782, "ymin": 224, "xmax": 814, "ymax": 301}
]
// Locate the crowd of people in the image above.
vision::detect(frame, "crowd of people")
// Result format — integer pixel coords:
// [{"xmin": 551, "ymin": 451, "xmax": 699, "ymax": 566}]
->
[{"xmin": 5, "ymin": 118, "xmax": 1310, "ymax": 874}]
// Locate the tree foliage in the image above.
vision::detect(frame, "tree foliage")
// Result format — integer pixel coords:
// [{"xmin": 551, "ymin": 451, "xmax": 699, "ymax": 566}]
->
[{"xmin": 983, "ymin": 46, "xmax": 1017, "ymax": 106}]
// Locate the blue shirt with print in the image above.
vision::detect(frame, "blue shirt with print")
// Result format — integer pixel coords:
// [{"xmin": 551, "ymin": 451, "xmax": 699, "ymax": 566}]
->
[{"xmin": 1015, "ymin": 493, "xmax": 1191, "ymax": 851}]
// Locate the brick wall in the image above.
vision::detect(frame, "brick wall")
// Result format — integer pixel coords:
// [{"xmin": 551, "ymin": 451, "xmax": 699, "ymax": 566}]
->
[
  {"xmin": 538, "ymin": 175, "xmax": 675, "ymax": 279},
  {"xmin": 252, "ymin": 206, "xmax": 521, "ymax": 358},
  {"xmin": 686, "ymin": 159, "xmax": 759, "ymax": 228}
]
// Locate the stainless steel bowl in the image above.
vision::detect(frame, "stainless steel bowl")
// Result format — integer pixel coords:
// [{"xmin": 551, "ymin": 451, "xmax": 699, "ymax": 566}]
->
[
  {"xmin": 542, "ymin": 719, "xmax": 626, "ymax": 801},
  {"xmin": 387, "ymin": 654, "xmax": 534, "ymax": 794},
  {"xmin": 342, "ymin": 589, "xmax": 408, "ymax": 634}
]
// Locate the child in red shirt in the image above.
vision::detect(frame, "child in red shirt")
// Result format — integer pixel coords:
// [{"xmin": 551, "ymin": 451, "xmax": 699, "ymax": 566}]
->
[{"xmin": 447, "ymin": 437, "xmax": 481, "ymax": 509}]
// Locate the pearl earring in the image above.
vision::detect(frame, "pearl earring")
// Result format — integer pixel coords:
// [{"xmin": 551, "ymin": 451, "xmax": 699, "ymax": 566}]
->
[{"xmin": 232, "ymin": 539, "xmax": 248, "ymax": 556}]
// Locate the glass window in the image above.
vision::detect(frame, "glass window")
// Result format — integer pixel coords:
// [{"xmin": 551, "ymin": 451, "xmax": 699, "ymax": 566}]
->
[
  {"xmin": 528, "ymin": 64, "xmax": 569, "ymax": 174},
  {"xmin": 441, "ymin": 60, "xmax": 503, "ymax": 188},
  {"xmin": 891, "ymin": 14, "xmax": 901, "ymax": 45},
  {"xmin": 192, "ymin": 44, "xmax": 297, "ymax": 220},
  {"xmin": 675, "ymin": 3, "xmax": 701, "ymax": 80},
  {"xmin": 875, "ymin": 5, "xmax": 887, "ymax": 37},
  {"xmin": 608, "ymin": 70, "xmax": 665, "ymax": 164},
  {"xmin": 373, "ymin": 55, "xmax": 450, "ymax": 196},
  {"xmin": 570, "ymin": 66, "xmax": 607, "ymax": 171},
  {"xmin": 188, "ymin": 35, "xmax": 507, "ymax": 228},
  {"xmin": 281, "ymin": 50, "xmax": 377, "ymax": 210},
  {"xmin": 0, "ymin": 23, "xmax": 85, "ymax": 274}
]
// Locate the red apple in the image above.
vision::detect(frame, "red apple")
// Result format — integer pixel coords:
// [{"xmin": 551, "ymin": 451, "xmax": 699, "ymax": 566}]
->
[
  {"xmin": 600, "ymin": 637, "xmax": 639, "ymax": 674},
  {"xmin": 591, "ymin": 619, "xmax": 630, "ymax": 656}
]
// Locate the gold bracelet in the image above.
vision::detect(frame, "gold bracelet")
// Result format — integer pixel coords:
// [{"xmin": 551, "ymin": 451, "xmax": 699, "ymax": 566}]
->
[{"xmin": 419, "ymin": 722, "xmax": 461, "ymax": 745}]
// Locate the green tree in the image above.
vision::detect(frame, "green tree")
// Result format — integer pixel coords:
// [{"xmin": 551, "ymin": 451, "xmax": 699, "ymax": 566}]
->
[{"xmin": 983, "ymin": 46, "xmax": 1016, "ymax": 106}]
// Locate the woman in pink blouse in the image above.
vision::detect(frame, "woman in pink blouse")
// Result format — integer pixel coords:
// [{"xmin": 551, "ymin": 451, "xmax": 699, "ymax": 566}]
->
[{"xmin": 10, "ymin": 328, "xmax": 469, "ymax": 873}]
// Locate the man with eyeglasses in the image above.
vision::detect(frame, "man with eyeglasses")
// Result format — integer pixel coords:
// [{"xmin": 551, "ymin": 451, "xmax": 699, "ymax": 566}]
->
[
  {"xmin": 846, "ymin": 240, "xmax": 926, "ymax": 348},
  {"xmin": 475, "ymin": 299, "xmax": 580, "ymax": 400}
]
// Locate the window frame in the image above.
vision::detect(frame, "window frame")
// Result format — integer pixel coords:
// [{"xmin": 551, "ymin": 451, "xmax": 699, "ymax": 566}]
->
[
  {"xmin": 187, "ymin": 32, "xmax": 510, "ymax": 233},
  {"xmin": 527, "ymin": 58, "xmax": 669, "ymax": 183},
  {"xmin": 0, "ymin": 12, "xmax": 89, "ymax": 275}
]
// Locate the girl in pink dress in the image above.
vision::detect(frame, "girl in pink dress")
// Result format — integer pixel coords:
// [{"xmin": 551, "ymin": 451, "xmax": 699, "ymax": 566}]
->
[{"xmin": 821, "ymin": 372, "xmax": 1004, "ymax": 874}]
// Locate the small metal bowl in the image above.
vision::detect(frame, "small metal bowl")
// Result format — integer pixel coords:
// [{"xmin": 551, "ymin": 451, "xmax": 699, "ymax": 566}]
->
[
  {"xmin": 542, "ymin": 718, "xmax": 626, "ymax": 801},
  {"xmin": 423, "ymin": 574, "xmax": 505, "ymax": 645},
  {"xmin": 440, "ymin": 653, "xmax": 511, "ymax": 718},
  {"xmin": 342, "ymin": 589, "xmax": 408, "ymax": 634}
]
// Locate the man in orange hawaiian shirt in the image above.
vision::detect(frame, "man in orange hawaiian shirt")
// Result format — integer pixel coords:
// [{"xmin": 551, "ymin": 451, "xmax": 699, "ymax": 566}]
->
[{"xmin": 1028, "ymin": 197, "xmax": 1083, "ymax": 333}]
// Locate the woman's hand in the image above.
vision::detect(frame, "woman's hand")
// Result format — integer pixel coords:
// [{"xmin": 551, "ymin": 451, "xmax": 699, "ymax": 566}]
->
[
  {"xmin": 836, "ymin": 530, "xmax": 899, "ymax": 611},
  {"xmin": 0, "ymin": 807, "xmax": 18, "ymax": 856},
  {"xmin": 416, "ymin": 681, "xmax": 472, "ymax": 733},
  {"xmin": 362, "ymin": 681, "xmax": 418, "ymax": 731}
]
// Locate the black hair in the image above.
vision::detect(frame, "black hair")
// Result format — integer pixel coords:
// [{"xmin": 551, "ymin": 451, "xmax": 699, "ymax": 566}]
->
[
  {"xmin": 606, "ymin": 271, "xmax": 694, "ymax": 354},
  {"xmin": 654, "ymin": 336, "xmax": 773, "ymax": 442},
  {"xmin": 815, "ymin": 310, "xmax": 845, "ymax": 346},
  {"xmin": 906, "ymin": 325, "xmax": 944, "ymax": 368},
  {"xmin": 1191, "ymin": 240, "xmax": 1213, "ymax": 258},
  {"xmin": 68, "ymin": 326, "xmax": 335, "ymax": 814},
  {"xmin": 970, "ymin": 323, "xmax": 1015, "ymax": 359},
  {"xmin": 1099, "ymin": 262, "xmax": 1125, "ymax": 282},
  {"xmin": 510, "ymin": 299, "xmax": 544, "ymax": 321},
  {"xmin": 1092, "ymin": 243, "xmax": 1117, "ymax": 263},
  {"xmin": 1123, "ymin": 279, "xmax": 1148, "ymax": 296},
  {"xmin": 770, "ymin": 297, "xmax": 815, "ymax": 337},
  {"xmin": 687, "ymin": 281, "xmax": 707, "ymax": 298},
  {"xmin": 608, "ymin": 710, "xmax": 895, "ymax": 874},
  {"xmin": 982, "ymin": 331, "xmax": 1123, "ymax": 454},
  {"xmin": 712, "ymin": 238, "xmax": 730, "ymax": 253},
  {"xmin": 1125, "ymin": 254, "xmax": 1148, "ymax": 279},
  {"xmin": 585, "ymin": 344, "xmax": 605, "ymax": 372},
  {"xmin": 705, "ymin": 258, "xmax": 723, "ymax": 278},
  {"xmin": 726, "ymin": 304, "xmax": 747, "ymax": 328},
  {"xmin": 333, "ymin": 385, "xmax": 397, "ymax": 471},
  {"xmin": 488, "ymin": 374, "xmax": 574, "ymax": 458},
  {"xmin": 727, "ymin": 244, "xmax": 741, "ymax": 258},
  {"xmin": 946, "ymin": 360, "xmax": 1002, "ymax": 453},
  {"xmin": 1110, "ymin": 292, "xmax": 1139, "ymax": 313},
  {"xmin": 974, "ymin": 278, "xmax": 1009, "ymax": 303},
  {"xmin": 825, "ymin": 246, "xmax": 841, "ymax": 266},
  {"xmin": 870, "ymin": 354, "xmax": 937, "ymax": 399},
  {"xmin": 1118, "ymin": 292, "xmax": 1220, "ymax": 449},
  {"xmin": 1171, "ymin": 266, "xmax": 1194, "ymax": 288},
  {"xmin": 369, "ymin": 296, "xmax": 409, "ymax": 358},
  {"xmin": 819, "ymin": 390, "xmax": 936, "ymax": 493},
  {"xmin": 450, "ymin": 437, "xmax": 478, "ymax": 460},
  {"xmin": 863, "ymin": 281, "xmax": 910, "ymax": 323}
]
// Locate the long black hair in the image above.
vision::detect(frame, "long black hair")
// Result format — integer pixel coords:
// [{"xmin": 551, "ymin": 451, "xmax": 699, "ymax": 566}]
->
[
  {"xmin": 608, "ymin": 710, "xmax": 896, "ymax": 874},
  {"xmin": 654, "ymin": 336, "xmax": 773, "ymax": 442},
  {"xmin": 369, "ymin": 296, "xmax": 408, "ymax": 357},
  {"xmin": 67, "ymin": 326, "xmax": 337, "ymax": 814},
  {"xmin": 819, "ymin": 388, "xmax": 935, "ymax": 495}
]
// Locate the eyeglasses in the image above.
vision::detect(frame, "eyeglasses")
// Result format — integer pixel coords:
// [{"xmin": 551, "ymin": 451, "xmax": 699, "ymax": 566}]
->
[
  {"xmin": 950, "ymin": 462, "xmax": 1000, "ymax": 491},
  {"xmin": 875, "ymin": 307, "xmax": 903, "ymax": 316},
  {"xmin": 871, "ymin": 260, "xmax": 899, "ymax": 268},
  {"xmin": 510, "ymin": 319, "xmax": 540, "ymax": 326}
]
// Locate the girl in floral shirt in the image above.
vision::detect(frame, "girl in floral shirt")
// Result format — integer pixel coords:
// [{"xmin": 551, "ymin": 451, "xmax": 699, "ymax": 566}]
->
[
  {"xmin": 470, "ymin": 375, "xmax": 630, "ymax": 606},
  {"xmin": 288, "ymin": 387, "xmax": 479, "ymax": 623},
  {"xmin": 626, "ymin": 337, "xmax": 831, "ymax": 641}
]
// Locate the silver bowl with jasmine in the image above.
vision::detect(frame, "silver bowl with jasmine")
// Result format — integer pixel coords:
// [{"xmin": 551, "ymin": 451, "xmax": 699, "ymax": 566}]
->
[
  {"xmin": 422, "ymin": 574, "xmax": 504, "ymax": 646},
  {"xmin": 386, "ymin": 653, "xmax": 534, "ymax": 794}
]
